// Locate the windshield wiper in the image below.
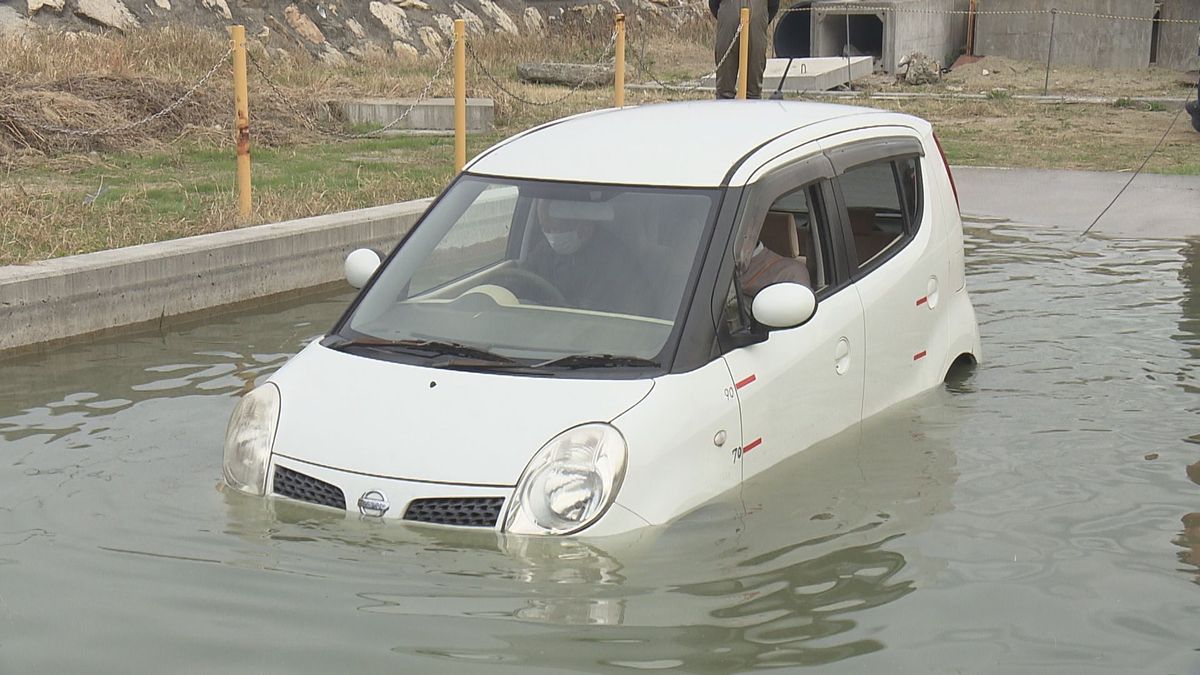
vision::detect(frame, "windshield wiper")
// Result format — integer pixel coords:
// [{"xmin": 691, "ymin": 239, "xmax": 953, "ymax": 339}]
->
[
  {"xmin": 327, "ymin": 337, "xmax": 517, "ymax": 364},
  {"xmin": 535, "ymin": 353, "xmax": 661, "ymax": 370}
]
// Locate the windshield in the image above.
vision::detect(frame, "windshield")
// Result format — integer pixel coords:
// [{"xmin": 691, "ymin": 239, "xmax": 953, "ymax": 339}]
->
[{"xmin": 334, "ymin": 176, "xmax": 720, "ymax": 373}]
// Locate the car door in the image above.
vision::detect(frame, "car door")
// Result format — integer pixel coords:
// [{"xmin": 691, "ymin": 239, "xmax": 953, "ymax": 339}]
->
[
  {"xmin": 823, "ymin": 133, "xmax": 950, "ymax": 419},
  {"xmin": 718, "ymin": 153, "xmax": 866, "ymax": 484}
]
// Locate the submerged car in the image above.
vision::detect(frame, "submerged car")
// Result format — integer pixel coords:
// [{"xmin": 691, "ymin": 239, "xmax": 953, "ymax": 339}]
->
[{"xmin": 222, "ymin": 100, "xmax": 981, "ymax": 537}]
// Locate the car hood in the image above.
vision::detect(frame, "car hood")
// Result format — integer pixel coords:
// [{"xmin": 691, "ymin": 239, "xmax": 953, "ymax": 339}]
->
[{"xmin": 267, "ymin": 342, "xmax": 654, "ymax": 486}]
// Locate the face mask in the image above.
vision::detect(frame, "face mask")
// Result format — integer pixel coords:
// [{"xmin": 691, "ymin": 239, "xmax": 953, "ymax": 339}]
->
[{"xmin": 545, "ymin": 230, "xmax": 584, "ymax": 255}]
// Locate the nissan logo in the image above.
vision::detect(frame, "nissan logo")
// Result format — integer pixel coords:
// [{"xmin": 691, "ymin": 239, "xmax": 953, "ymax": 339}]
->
[{"xmin": 357, "ymin": 490, "xmax": 390, "ymax": 517}]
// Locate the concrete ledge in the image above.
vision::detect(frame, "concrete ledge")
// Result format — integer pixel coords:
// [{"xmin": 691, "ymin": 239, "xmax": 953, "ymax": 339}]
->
[
  {"xmin": 337, "ymin": 98, "xmax": 494, "ymax": 132},
  {"xmin": 0, "ymin": 199, "xmax": 431, "ymax": 354}
]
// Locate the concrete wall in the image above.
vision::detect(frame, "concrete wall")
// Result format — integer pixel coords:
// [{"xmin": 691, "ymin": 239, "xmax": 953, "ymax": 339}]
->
[
  {"xmin": 0, "ymin": 200, "xmax": 430, "ymax": 354},
  {"xmin": 1157, "ymin": 0, "xmax": 1200, "ymax": 72},
  {"xmin": 890, "ymin": 0, "xmax": 970, "ymax": 67},
  {"xmin": 975, "ymin": 0, "xmax": 1155, "ymax": 70},
  {"xmin": 811, "ymin": 0, "xmax": 969, "ymax": 73}
]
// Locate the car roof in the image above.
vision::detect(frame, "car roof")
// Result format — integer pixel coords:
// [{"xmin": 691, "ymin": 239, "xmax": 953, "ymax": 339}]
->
[{"xmin": 465, "ymin": 100, "xmax": 923, "ymax": 188}]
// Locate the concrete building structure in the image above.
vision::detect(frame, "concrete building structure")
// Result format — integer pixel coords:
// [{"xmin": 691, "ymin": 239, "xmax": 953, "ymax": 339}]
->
[
  {"xmin": 1156, "ymin": 0, "xmax": 1200, "ymax": 72},
  {"xmin": 975, "ymin": 0, "xmax": 1198, "ymax": 71},
  {"xmin": 773, "ymin": 0, "xmax": 970, "ymax": 74}
]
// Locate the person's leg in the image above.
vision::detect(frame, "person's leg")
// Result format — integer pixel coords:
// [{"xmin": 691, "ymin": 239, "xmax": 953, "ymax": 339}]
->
[
  {"xmin": 746, "ymin": 0, "xmax": 770, "ymax": 99},
  {"xmin": 714, "ymin": 0, "xmax": 742, "ymax": 99}
]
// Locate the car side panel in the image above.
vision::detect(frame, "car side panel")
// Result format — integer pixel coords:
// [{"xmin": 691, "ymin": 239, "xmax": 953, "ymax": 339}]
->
[
  {"xmin": 851, "ymin": 209, "xmax": 949, "ymax": 419},
  {"xmin": 610, "ymin": 359, "xmax": 743, "ymax": 526},
  {"xmin": 722, "ymin": 285, "xmax": 866, "ymax": 484}
]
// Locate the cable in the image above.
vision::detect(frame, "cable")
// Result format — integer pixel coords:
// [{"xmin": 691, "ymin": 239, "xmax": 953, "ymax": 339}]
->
[{"xmin": 1079, "ymin": 106, "xmax": 1185, "ymax": 237}]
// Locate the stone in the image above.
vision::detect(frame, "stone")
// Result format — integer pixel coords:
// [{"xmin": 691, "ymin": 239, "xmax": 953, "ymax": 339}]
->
[
  {"xmin": 522, "ymin": 7, "xmax": 543, "ymax": 33},
  {"xmin": 75, "ymin": 0, "xmax": 140, "ymax": 30},
  {"xmin": 899, "ymin": 52, "xmax": 940, "ymax": 85},
  {"xmin": 392, "ymin": 0, "xmax": 429, "ymax": 9},
  {"xmin": 433, "ymin": 13, "xmax": 453, "ymax": 38},
  {"xmin": 153, "ymin": 0, "xmax": 170, "ymax": 9},
  {"xmin": 452, "ymin": 3, "xmax": 483, "ymax": 34},
  {"xmin": 202, "ymin": 0, "xmax": 231, "ymax": 20},
  {"xmin": 345, "ymin": 17, "xmax": 365, "ymax": 39},
  {"xmin": 285, "ymin": 5, "xmax": 325, "ymax": 44},
  {"xmin": 27, "ymin": 0, "xmax": 65, "ymax": 15},
  {"xmin": 392, "ymin": 40, "xmax": 419, "ymax": 60},
  {"xmin": 517, "ymin": 62, "xmax": 613, "ymax": 87},
  {"xmin": 478, "ymin": 0, "xmax": 517, "ymax": 34},
  {"xmin": 318, "ymin": 45, "xmax": 347, "ymax": 66},
  {"xmin": 418, "ymin": 25, "xmax": 444, "ymax": 58},
  {"xmin": 0, "ymin": 5, "xmax": 32, "ymax": 35},
  {"xmin": 369, "ymin": 1, "xmax": 413, "ymax": 42}
]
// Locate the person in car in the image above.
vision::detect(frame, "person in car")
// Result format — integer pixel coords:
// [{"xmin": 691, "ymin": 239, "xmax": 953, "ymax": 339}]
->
[
  {"xmin": 740, "ymin": 241, "xmax": 811, "ymax": 298},
  {"xmin": 525, "ymin": 200, "xmax": 656, "ymax": 316}
]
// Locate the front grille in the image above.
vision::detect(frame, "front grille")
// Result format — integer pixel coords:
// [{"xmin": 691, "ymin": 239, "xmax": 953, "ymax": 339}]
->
[
  {"xmin": 403, "ymin": 497, "xmax": 505, "ymax": 527},
  {"xmin": 273, "ymin": 466, "xmax": 347, "ymax": 510}
]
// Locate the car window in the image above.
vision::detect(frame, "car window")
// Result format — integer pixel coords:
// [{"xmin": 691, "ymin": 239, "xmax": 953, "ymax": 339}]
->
[
  {"xmin": 408, "ymin": 184, "xmax": 519, "ymax": 296},
  {"xmin": 342, "ymin": 176, "xmax": 720, "ymax": 368},
  {"xmin": 838, "ymin": 156, "xmax": 922, "ymax": 270},
  {"xmin": 723, "ymin": 181, "xmax": 832, "ymax": 336}
]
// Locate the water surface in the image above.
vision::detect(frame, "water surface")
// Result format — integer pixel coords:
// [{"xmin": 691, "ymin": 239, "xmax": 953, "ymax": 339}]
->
[{"xmin": 1, "ymin": 224, "xmax": 1197, "ymax": 673}]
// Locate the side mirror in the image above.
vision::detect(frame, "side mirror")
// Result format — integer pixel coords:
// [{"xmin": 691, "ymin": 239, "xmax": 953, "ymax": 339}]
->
[
  {"xmin": 751, "ymin": 282, "xmax": 817, "ymax": 329},
  {"xmin": 344, "ymin": 248, "xmax": 381, "ymax": 289}
]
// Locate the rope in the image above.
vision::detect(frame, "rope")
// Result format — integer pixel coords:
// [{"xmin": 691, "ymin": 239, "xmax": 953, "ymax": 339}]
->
[
  {"xmin": 1080, "ymin": 106, "xmax": 1186, "ymax": 237},
  {"xmin": 248, "ymin": 42, "xmax": 455, "ymax": 139},
  {"xmin": 634, "ymin": 21, "xmax": 742, "ymax": 93},
  {"xmin": 0, "ymin": 46, "xmax": 233, "ymax": 137},
  {"xmin": 467, "ymin": 31, "xmax": 617, "ymax": 106},
  {"xmin": 778, "ymin": 4, "xmax": 1200, "ymax": 24}
]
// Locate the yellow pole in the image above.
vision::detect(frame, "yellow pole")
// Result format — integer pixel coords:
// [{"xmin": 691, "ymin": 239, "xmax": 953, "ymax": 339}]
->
[
  {"xmin": 736, "ymin": 7, "xmax": 749, "ymax": 100},
  {"xmin": 454, "ymin": 19, "xmax": 466, "ymax": 173},
  {"xmin": 614, "ymin": 14, "xmax": 626, "ymax": 108},
  {"xmin": 230, "ymin": 25, "xmax": 251, "ymax": 218}
]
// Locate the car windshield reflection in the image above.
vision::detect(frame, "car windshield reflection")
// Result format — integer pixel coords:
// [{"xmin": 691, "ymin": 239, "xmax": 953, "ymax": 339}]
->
[{"xmin": 337, "ymin": 176, "xmax": 719, "ymax": 371}]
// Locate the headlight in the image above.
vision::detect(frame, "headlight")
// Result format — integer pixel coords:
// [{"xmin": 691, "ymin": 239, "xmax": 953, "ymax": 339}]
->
[
  {"xmin": 503, "ymin": 423, "xmax": 627, "ymax": 536},
  {"xmin": 222, "ymin": 383, "xmax": 280, "ymax": 496}
]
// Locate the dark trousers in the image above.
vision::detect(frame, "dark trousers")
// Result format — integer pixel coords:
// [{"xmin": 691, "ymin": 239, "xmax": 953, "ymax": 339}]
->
[{"xmin": 714, "ymin": 0, "xmax": 770, "ymax": 99}]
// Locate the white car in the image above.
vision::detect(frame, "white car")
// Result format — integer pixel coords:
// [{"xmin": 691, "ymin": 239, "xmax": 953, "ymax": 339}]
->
[{"xmin": 222, "ymin": 100, "xmax": 981, "ymax": 537}]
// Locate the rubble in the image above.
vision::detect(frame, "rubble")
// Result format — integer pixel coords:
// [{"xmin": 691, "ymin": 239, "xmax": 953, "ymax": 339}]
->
[{"xmin": 898, "ymin": 52, "xmax": 940, "ymax": 85}]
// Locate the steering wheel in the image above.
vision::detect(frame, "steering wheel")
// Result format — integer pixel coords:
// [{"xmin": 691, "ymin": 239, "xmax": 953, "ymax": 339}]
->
[{"xmin": 483, "ymin": 267, "xmax": 567, "ymax": 306}]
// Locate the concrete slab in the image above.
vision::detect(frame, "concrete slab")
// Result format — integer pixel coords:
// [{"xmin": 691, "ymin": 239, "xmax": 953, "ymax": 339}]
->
[
  {"xmin": 701, "ymin": 56, "xmax": 872, "ymax": 92},
  {"xmin": 337, "ymin": 98, "xmax": 494, "ymax": 132},
  {"xmin": 954, "ymin": 167, "xmax": 1200, "ymax": 239}
]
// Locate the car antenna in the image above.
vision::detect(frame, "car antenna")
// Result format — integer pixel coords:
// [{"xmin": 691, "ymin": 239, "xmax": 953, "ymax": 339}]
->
[{"xmin": 769, "ymin": 57, "xmax": 794, "ymax": 100}]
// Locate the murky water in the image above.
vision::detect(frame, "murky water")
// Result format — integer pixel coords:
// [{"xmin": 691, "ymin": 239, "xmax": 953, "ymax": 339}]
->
[{"xmin": 1, "ymin": 224, "xmax": 1197, "ymax": 674}]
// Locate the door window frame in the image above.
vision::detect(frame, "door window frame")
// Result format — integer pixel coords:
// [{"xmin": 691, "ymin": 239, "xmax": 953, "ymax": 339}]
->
[
  {"xmin": 715, "ymin": 153, "xmax": 856, "ymax": 353},
  {"xmin": 826, "ymin": 138, "xmax": 926, "ymax": 281}
]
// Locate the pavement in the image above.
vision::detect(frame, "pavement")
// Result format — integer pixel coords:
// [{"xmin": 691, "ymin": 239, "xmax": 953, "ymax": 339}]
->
[{"xmin": 954, "ymin": 166, "xmax": 1200, "ymax": 239}]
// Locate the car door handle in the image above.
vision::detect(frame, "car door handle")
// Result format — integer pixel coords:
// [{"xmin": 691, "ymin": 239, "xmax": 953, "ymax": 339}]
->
[{"xmin": 835, "ymin": 337, "xmax": 851, "ymax": 375}]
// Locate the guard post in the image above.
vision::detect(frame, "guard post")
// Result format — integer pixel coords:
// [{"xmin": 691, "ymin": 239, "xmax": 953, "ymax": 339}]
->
[
  {"xmin": 454, "ymin": 19, "xmax": 466, "ymax": 173},
  {"xmin": 615, "ymin": 14, "xmax": 626, "ymax": 108},
  {"xmin": 736, "ymin": 7, "xmax": 749, "ymax": 99},
  {"xmin": 230, "ymin": 25, "xmax": 251, "ymax": 218}
]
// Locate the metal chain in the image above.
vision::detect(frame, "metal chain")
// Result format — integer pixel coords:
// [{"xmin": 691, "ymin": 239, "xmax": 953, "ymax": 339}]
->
[
  {"xmin": 467, "ymin": 31, "xmax": 617, "ymax": 106},
  {"xmin": 780, "ymin": 4, "xmax": 1200, "ymax": 24},
  {"xmin": 634, "ymin": 21, "xmax": 741, "ymax": 94},
  {"xmin": 248, "ymin": 42, "xmax": 455, "ymax": 139},
  {"xmin": 0, "ymin": 46, "xmax": 233, "ymax": 137}
]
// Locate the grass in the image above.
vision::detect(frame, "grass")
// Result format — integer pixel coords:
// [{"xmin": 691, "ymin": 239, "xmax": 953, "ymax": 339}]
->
[{"xmin": 2, "ymin": 23, "xmax": 1198, "ymax": 265}]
